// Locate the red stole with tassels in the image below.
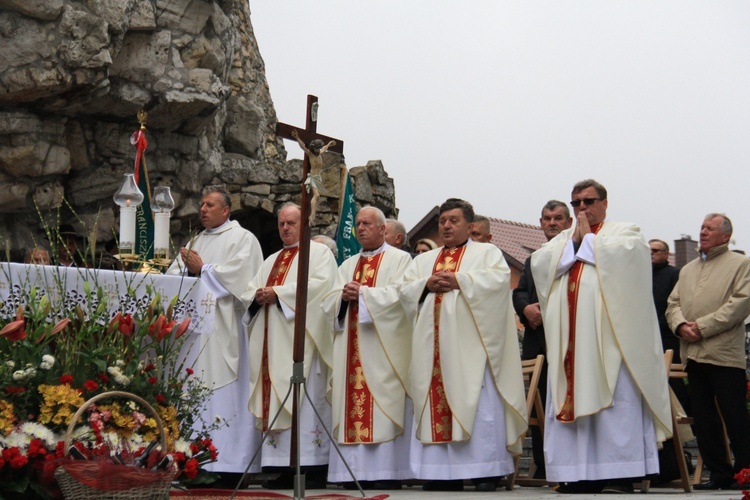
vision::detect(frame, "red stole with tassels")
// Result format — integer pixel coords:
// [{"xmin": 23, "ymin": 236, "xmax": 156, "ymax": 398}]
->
[
  {"xmin": 556, "ymin": 223, "xmax": 601, "ymax": 422},
  {"xmin": 260, "ymin": 247, "xmax": 298, "ymax": 431},
  {"xmin": 428, "ymin": 245, "xmax": 467, "ymax": 442},
  {"xmin": 343, "ymin": 252, "xmax": 385, "ymax": 443}
]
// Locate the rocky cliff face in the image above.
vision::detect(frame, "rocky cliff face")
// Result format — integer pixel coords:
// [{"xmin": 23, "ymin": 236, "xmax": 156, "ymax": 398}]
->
[{"xmin": 0, "ymin": 0, "xmax": 397, "ymax": 260}]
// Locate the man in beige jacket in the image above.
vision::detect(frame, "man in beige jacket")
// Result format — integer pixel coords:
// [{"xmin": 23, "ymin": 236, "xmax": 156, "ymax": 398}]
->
[{"xmin": 667, "ymin": 213, "xmax": 750, "ymax": 491}]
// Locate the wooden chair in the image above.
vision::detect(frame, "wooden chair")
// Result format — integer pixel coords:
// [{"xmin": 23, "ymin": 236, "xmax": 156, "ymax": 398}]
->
[{"xmin": 510, "ymin": 355, "xmax": 553, "ymax": 488}]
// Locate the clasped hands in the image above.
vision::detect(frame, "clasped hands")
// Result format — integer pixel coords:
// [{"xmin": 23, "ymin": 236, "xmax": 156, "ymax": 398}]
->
[
  {"xmin": 427, "ymin": 271, "xmax": 459, "ymax": 293},
  {"xmin": 179, "ymin": 247, "xmax": 204, "ymax": 275},
  {"xmin": 572, "ymin": 212, "xmax": 591, "ymax": 245},
  {"xmin": 677, "ymin": 321, "xmax": 703, "ymax": 343},
  {"xmin": 255, "ymin": 287, "xmax": 278, "ymax": 306}
]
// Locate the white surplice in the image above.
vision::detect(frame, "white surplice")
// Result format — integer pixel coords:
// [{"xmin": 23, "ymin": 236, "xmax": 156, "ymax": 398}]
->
[
  {"xmin": 322, "ymin": 244, "xmax": 414, "ymax": 481},
  {"xmin": 399, "ymin": 241, "xmax": 528, "ymax": 479},
  {"xmin": 166, "ymin": 219, "xmax": 263, "ymax": 473},
  {"xmin": 531, "ymin": 221, "xmax": 672, "ymax": 482},
  {"xmin": 241, "ymin": 241, "xmax": 338, "ymax": 466}
]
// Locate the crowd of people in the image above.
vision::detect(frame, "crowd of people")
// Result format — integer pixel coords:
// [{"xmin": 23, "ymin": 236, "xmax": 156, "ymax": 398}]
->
[
  {"xmin": 15, "ymin": 178, "xmax": 750, "ymax": 493},
  {"xmin": 161, "ymin": 178, "xmax": 750, "ymax": 493}
]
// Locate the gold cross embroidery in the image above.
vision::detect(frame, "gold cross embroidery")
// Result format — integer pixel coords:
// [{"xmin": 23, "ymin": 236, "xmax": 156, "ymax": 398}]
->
[
  {"xmin": 435, "ymin": 416, "xmax": 452, "ymax": 439},
  {"xmin": 347, "ymin": 421, "xmax": 370, "ymax": 443},
  {"xmin": 201, "ymin": 292, "xmax": 216, "ymax": 314},
  {"xmin": 435, "ymin": 257, "xmax": 457, "ymax": 273},
  {"xmin": 349, "ymin": 366, "xmax": 366, "ymax": 389}
]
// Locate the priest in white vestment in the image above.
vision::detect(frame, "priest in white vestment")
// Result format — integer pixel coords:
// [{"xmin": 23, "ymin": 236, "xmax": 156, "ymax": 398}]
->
[
  {"xmin": 531, "ymin": 179, "xmax": 672, "ymax": 494},
  {"xmin": 166, "ymin": 185, "xmax": 263, "ymax": 477},
  {"xmin": 241, "ymin": 203, "xmax": 338, "ymax": 489},
  {"xmin": 399, "ymin": 198, "xmax": 528, "ymax": 492},
  {"xmin": 322, "ymin": 207, "xmax": 414, "ymax": 489}
]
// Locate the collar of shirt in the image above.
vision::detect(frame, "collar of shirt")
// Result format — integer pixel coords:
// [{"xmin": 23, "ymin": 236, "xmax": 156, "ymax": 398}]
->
[
  {"xmin": 283, "ymin": 242, "xmax": 300, "ymax": 249},
  {"xmin": 360, "ymin": 242, "xmax": 388, "ymax": 257},
  {"xmin": 204, "ymin": 219, "xmax": 231, "ymax": 235}
]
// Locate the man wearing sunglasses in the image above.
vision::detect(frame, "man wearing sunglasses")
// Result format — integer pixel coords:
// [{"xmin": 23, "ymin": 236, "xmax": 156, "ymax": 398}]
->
[{"xmin": 530, "ymin": 179, "xmax": 672, "ymax": 494}]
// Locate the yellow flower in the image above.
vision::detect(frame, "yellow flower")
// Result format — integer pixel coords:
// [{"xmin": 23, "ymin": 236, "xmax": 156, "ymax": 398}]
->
[
  {"xmin": 0, "ymin": 400, "xmax": 15, "ymax": 435},
  {"xmin": 38, "ymin": 384, "xmax": 85, "ymax": 426}
]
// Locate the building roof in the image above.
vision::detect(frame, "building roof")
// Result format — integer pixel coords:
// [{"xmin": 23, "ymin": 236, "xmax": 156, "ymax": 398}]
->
[{"xmin": 486, "ymin": 217, "xmax": 547, "ymax": 269}]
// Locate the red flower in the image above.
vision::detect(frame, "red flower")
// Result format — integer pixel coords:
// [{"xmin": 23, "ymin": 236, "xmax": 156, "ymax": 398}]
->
[
  {"xmin": 27, "ymin": 439, "xmax": 48, "ymax": 459},
  {"xmin": 174, "ymin": 317, "xmax": 191, "ymax": 339},
  {"xmin": 189, "ymin": 443, "xmax": 199, "ymax": 455},
  {"xmin": 185, "ymin": 368, "xmax": 194, "ymax": 375},
  {"xmin": 147, "ymin": 377, "xmax": 157, "ymax": 385},
  {"xmin": 4, "ymin": 386, "xmax": 26, "ymax": 395},
  {"xmin": 183, "ymin": 458, "xmax": 199, "ymax": 479},
  {"xmin": 0, "ymin": 319, "xmax": 27, "ymax": 341},
  {"xmin": 148, "ymin": 314, "xmax": 176, "ymax": 342},
  {"xmin": 109, "ymin": 312, "xmax": 135, "ymax": 337},
  {"xmin": 144, "ymin": 363, "xmax": 155, "ymax": 372},
  {"xmin": 59, "ymin": 374, "xmax": 73, "ymax": 385},
  {"xmin": 83, "ymin": 380, "xmax": 99, "ymax": 392},
  {"xmin": 97, "ymin": 373, "xmax": 109, "ymax": 384},
  {"xmin": 173, "ymin": 451, "xmax": 186, "ymax": 465},
  {"xmin": 155, "ymin": 394, "xmax": 165, "ymax": 403}
]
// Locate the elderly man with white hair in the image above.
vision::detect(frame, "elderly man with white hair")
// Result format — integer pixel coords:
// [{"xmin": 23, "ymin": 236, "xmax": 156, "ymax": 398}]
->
[{"xmin": 323, "ymin": 206, "xmax": 414, "ymax": 489}]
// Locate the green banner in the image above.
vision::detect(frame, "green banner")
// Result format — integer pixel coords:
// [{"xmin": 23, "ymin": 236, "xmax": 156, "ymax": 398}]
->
[{"xmin": 336, "ymin": 171, "xmax": 360, "ymax": 264}]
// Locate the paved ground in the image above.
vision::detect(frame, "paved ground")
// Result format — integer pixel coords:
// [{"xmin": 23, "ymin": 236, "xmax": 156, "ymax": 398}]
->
[{"xmin": 235, "ymin": 484, "xmax": 746, "ymax": 499}]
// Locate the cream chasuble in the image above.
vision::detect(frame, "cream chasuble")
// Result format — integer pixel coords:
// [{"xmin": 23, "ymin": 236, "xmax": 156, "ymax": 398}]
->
[
  {"xmin": 530, "ymin": 222, "xmax": 672, "ymax": 442},
  {"xmin": 166, "ymin": 220, "xmax": 262, "ymax": 389},
  {"xmin": 400, "ymin": 241, "xmax": 527, "ymax": 455},
  {"xmin": 242, "ymin": 241, "xmax": 338, "ymax": 431},
  {"xmin": 323, "ymin": 245, "xmax": 413, "ymax": 445}
]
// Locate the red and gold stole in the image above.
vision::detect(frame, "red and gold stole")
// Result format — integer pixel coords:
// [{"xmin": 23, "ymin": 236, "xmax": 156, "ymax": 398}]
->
[
  {"xmin": 556, "ymin": 223, "xmax": 601, "ymax": 422},
  {"xmin": 429, "ymin": 245, "xmax": 467, "ymax": 442},
  {"xmin": 260, "ymin": 246, "xmax": 298, "ymax": 431},
  {"xmin": 343, "ymin": 252, "xmax": 385, "ymax": 443}
]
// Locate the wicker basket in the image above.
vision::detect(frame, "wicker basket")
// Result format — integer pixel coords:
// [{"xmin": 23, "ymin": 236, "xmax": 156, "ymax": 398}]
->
[{"xmin": 54, "ymin": 390, "xmax": 177, "ymax": 499}]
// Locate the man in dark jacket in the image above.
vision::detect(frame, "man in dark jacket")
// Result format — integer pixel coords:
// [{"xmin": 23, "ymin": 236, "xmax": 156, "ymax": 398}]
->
[{"xmin": 512, "ymin": 200, "xmax": 571, "ymax": 480}]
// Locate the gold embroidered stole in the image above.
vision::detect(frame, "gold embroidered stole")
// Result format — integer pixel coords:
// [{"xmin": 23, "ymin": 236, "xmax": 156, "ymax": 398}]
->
[
  {"xmin": 557, "ymin": 224, "xmax": 601, "ymax": 422},
  {"xmin": 429, "ymin": 245, "xmax": 467, "ymax": 442},
  {"xmin": 261, "ymin": 247, "xmax": 298, "ymax": 431},
  {"xmin": 343, "ymin": 252, "xmax": 384, "ymax": 443}
]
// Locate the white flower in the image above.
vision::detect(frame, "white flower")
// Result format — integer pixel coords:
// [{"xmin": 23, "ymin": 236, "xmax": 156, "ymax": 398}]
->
[
  {"xmin": 214, "ymin": 415, "xmax": 225, "ymax": 425},
  {"xmin": 42, "ymin": 354, "xmax": 55, "ymax": 365},
  {"xmin": 18, "ymin": 422, "xmax": 58, "ymax": 448},
  {"xmin": 107, "ymin": 366, "xmax": 122, "ymax": 377},
  {"xmin": 39, "ymin": 361, "xmax": 53, "ymax": 370},
  {"xmin": 174, "ymin": 438, "xmax": 192, "ymax": 456},
  {"xmin": 5, "ymin": 360, "xmax": 15, "ymax": 369},
  {"xmin": 115, "ymin": 359, "xmax": 125, "ymax": 367},
  {"xmin": 24, "ymin": 367, "xmax": 37, "ymax": 378},
  {"xmin": 180, "ymin": 392, "xmax": 190, "ymax": 401},
  {"xmin": 12, "ymin": 370, "xmax": 25, "ymax": 381},
  {"xmin": 114, "ymin": 374, "xmax": 130, "ymax": 386},
  {"xmin": 138, "ymin": 360, "xmax": 146, "ymax": 371}
]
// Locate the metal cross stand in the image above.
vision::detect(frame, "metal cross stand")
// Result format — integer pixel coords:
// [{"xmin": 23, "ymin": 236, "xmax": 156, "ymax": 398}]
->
[{"xmin": 233, "ymin": 96, "xmax": 365, "ymax": 500}]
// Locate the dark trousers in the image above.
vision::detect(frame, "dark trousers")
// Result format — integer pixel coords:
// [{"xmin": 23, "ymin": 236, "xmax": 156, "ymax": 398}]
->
[{"xmin": 686, "ymin": 360, "xmax": 750, "ymax": 481}]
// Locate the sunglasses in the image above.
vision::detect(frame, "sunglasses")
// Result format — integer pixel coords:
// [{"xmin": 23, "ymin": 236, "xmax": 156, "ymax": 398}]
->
[{"xmin": 570, "ymin": 198, "xmax": 601, "ymax": 208}]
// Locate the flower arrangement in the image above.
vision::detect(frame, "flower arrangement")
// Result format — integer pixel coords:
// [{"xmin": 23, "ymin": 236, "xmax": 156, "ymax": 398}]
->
[
  {"xmin": 0, "ymin": 268, "xmax": 221, "ymax": 498},
  {"xmin": 736, "ymin": 468, "xmax": 750, "ymax": 500}
]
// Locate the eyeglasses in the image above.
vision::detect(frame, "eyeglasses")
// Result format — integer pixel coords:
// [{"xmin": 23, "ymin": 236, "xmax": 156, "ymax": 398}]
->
[
  {"xmin": 570, "ymin": 198, "xmax": 601, "ymax": 208},
  {"xmin": 650, "ymin": 248, "xmax": 667, "ymax": 254}
]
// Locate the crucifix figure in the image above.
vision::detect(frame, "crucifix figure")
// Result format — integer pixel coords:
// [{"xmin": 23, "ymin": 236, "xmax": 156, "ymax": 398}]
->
[
  {"xmin": 291, "ymin": 129, "xmax": 336, "ymax": 224},
  {"xmin": 272, "ymin": 96, "xmax": 344, "ymax": 495}
]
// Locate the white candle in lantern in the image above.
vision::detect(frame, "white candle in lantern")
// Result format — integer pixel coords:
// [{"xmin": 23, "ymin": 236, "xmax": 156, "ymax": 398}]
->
[
  {"xmin": 113, "ymin": 173, "xmax": 144, "ymax": 256},
  {"xmin": 152, "ymin": 186, "xmax": 175, "ymax": 260}
]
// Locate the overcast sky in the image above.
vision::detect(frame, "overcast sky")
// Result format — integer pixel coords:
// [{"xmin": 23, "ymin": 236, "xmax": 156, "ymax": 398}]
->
[{"xmin": 251, "ymin": 1, "xmax": 750, "ymax": 250}]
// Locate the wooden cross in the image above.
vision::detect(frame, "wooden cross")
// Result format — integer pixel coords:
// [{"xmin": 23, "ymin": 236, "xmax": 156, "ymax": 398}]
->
[{"xmin": 275, "ymin": 95, "xmax": 343, "ymax": 471}]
